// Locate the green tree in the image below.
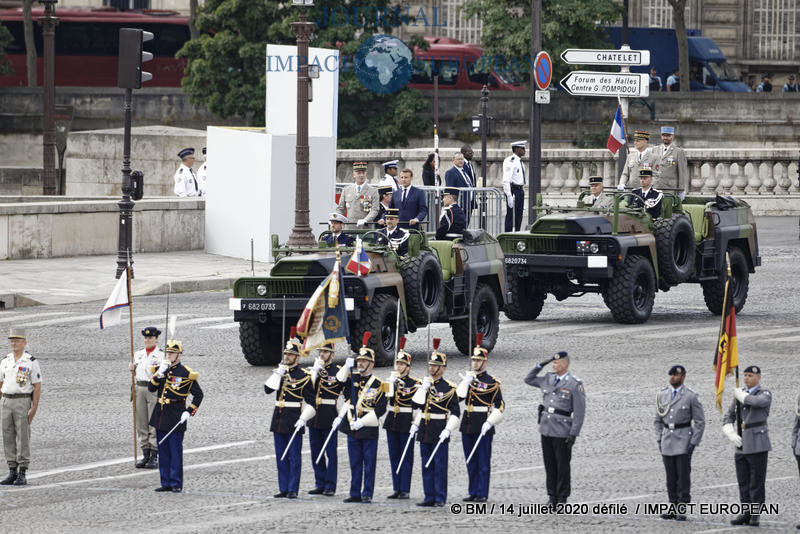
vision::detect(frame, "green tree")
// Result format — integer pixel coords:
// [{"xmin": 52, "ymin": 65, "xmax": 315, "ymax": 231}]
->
[
  {"xmin": 0, "ymin": 22, "xmax": 12, "ymax": 76},
  {"xmin": 463, "ymin": 0, "xmax": 623, "ymax": 85},
  {"xmin": 177, "ymin": 0, "xmax": 429, "ymax": 148}
]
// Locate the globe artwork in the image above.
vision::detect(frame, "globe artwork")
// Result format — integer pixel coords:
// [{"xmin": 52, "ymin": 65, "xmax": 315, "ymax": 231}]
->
[{"xmin": 353, "ymin": 35, "xmax": 414, "ymax": 94}]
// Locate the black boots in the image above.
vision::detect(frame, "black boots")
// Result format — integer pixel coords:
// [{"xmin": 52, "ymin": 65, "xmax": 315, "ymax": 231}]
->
[
  {"xmin": 13, "ymin": 467, "xmax": 27, "ymax": 486},
  {"xmin": 0, "ymin": 467, "xmax": 17, "ymax": 485},
  {"xmin": 144, "ymin": 450, "xmax": 158, "ymax": 469},
  {"xmin": 135, "ymin": 449, "xmax": 150, "ymax": 468}
]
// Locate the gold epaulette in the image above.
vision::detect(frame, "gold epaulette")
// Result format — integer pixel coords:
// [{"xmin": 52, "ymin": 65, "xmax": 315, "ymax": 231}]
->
[
  {"xmin": 444, "ymin": 379, "xmax": 457, "ymax": 389},
  {"xmin": 380, "ymin": 381, "xmax": 390, "ymax": 393},
  {"xmin": 184, "ymin": 366, "xmax": 199, "ymax": 381}
]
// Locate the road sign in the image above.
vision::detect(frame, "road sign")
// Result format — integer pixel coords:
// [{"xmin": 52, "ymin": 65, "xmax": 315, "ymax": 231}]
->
[
  {"xmin": 535, "ymin": 90, "xmax": 550, "ymax": 104},
  {"xmin": 560, "ymin": 71, "xmax": 649, "ymax": 98},
  {"xmin": 533, "ymin": 51, "xmax": 552, "ymax": 90},
  {"xmin": 560, "ymin": 49, "xmax": 650, "ymax": 66}
]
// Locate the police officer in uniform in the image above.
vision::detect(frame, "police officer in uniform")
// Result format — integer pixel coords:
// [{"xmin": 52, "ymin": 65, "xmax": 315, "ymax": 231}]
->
[
  {"xmin": 584, "ymin": 176, "xmax": 614, "ymax": 209},
  {"xmin": 502, "ymin": 140, "xmax": 527, "ymax": 232},
  {"xmin": 0, "ymin": 328, "xmax": 42, "ymax": 486},
  {"xmin": 336, "ymin": 161, "xmax": 380, "ymax": 225},
  {"xmin": 457, "ymin": 334, "xmax": 505, "ymax": 503},
  {"xmin": 306, "ymin": 341, "xmax": 344, "ymax": 496},
  {"xmin": 380, "ymin": 160, "xmax": 400, "ymax": 191},
  {"xmin": 148, "ymin": 340, "xmax": 203, "ymax": 493},
  {"xmin": 323, "ymin": 212, "xmax": 355, "ymax": 247},
  {"xmin": 411, "ymin": 338, "xmax": 461, "ymax": 507},
  {"xmin": 173, "ymin": 148, "xmax": 200, "ymax": 197},
  {"xmin": 655, "ymin": 365, "xmax": 705, "ymax": 520},
  {"xmin": 336, "ymin": 332, "xmax": 388, "ymax": 504},
  {"xmin": 436, "ymin": 187, "xmax": 466, "ymax": 240},
  {"xmin": 197, "ymin": 147, "xmax": 207, "ymax": 197},
  {"xmin": 654, "ymin": 126, "xmax": 688, "ymax": 199},
  {"xmin": 618, "ymin": 130, "xmax": 660, "ymax": 189},
  {"xmin": 384, "ymin": 336, "xmax": 420, "ymax": 499},
  {"xmin": 632, "ymin": 168, "xmax": 664, "ymax": 219},
  {"xmin": 724, "ymin": 365, "xmax": 772, "ymax": 527},
  {"xmin": 264, "ymin": 328, "xmax": 316, "ymax": 499},
  {"xmin": 376, "ymin": 208, "xmax": 409, "ymax": 255},
  {"xmin": 130, "ymin": 326, "xmax": 164, "ymax": 469},
  {"xmin": 524, "ymin": 351, "xmax": 586, "ymax": 506},
  {"xmin": 375, "ymin": 185, "xmax": 393, "ymax": 226}
]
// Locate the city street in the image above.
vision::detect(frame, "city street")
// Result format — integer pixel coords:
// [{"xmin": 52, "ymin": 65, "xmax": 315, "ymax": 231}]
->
[{"xmin": 0, "ymin": 217, "xmax": 797, "ymax": 533}]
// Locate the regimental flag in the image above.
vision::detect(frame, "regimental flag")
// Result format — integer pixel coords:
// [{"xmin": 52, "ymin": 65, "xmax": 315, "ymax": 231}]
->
[
  {"xmin": 99, "ymin": 267, "xmax": 130, "ymax": 329},
  {"xmin": 346, "ymin": 237, "xmax": 371, "ymax": 276},
  {"xmin": 606, "ymin": 105, "xmax": 626, "ymax": 155},
  {"xmin": 714, "ymin": 267, "xmax": 739, "ymax": 412},
  {"xmin": 297, "ymin": 251, "xmax": 350, "ymax": 354}
]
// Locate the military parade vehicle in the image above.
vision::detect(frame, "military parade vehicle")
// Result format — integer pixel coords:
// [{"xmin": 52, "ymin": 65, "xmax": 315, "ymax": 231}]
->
[
  {"xmin": 230, "ymin": 228, "xmax": 507, "ymax": 366},
  {"xmin": 499, "ymin": 191, "xmax": 760, "ymax": 324}
]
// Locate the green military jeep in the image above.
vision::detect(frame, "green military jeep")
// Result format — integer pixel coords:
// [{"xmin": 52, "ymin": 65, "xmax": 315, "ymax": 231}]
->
[
  {"xmin": 230, "ymin": 228, "xmax": 507, "ymax": 366},
  {"xmin": 498, "ymin": 191, "xmax": 760, "ymax": 324}
]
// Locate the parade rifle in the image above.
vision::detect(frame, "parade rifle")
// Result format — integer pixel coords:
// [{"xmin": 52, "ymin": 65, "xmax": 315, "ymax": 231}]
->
[{"xmin": 315, "ymin": 403, "xmax": 349, "ymax": 465}]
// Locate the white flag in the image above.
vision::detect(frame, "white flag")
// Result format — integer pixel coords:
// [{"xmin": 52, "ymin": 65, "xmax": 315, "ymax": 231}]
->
[{"xmin": 100, "ymin": 269, "xmax": 130, "ymax": 329}]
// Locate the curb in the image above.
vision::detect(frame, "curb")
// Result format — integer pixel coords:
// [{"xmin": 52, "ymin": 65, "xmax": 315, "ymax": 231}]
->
[{"xmin": 137, "ymin": 277, "xmax": 238, "ymax": 297}]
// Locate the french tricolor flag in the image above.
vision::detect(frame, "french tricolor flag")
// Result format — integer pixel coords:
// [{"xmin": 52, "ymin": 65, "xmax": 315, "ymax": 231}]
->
[{"xmin": 606, "ymin": 106, "xmax": 626, "ymax": 155}]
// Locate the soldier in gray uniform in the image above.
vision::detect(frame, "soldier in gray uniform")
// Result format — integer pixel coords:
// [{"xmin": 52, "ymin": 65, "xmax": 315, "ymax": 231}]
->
[
  {"xmin": 524, "ymin": 351, "xmax": 586, "ymax": 507},
  {"xmin": 653, "ymin": 126, "xmax": 689, "ymax": 199},
  {"xmin": 654, "ymin": 365, "xmax": 705, "ymax": 520},
  {"xmin": 617, "ymin": 130, "xmax": 660, "ymax": 189},
  {"xmin": 723, "ymin": 365, "xmax": 772, "ymax": 528},
  {"xmin": 336, "ymin": 161, "xmax": 380, "ymax": 226}
]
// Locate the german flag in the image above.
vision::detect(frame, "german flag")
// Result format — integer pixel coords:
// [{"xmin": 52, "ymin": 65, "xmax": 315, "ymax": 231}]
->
[{"xmin": 714, "ymin": 255, "xmax": 738, "ymax": 412}]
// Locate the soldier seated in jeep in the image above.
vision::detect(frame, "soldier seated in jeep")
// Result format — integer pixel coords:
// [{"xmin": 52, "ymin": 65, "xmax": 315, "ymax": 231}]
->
[
  {"xmin": 583, "ymin": 176, "xmax": 614, "ymax": 209},
  {"xmin": 322, "ymin": 212, "xmax": 355, "ymax": 247},
  {"xmin": 375, "ymin": 208, "xmax": 409, "ymax": 255},
  {"xmin": 436, "ymin": 187, "xmax": 466, "ymax": 240},
  {"xmin": 631, "ymin": 168, "xmax": 664, "ymax": 219}
]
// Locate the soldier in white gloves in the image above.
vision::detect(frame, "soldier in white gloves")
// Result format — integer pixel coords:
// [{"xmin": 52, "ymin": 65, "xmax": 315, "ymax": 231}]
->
[
  {"xmin": 502, "ymin": 140, "xmax": 527, "ymax": 232},
  {"xmin": 384, "ymin": 337, "xmax": 420, "ymax": 499}
]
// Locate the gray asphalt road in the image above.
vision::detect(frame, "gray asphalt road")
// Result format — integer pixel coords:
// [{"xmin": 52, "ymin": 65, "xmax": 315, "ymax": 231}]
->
[{"xmin": 0, "ymin": 218, "xmax": 797, "ymax": 533}]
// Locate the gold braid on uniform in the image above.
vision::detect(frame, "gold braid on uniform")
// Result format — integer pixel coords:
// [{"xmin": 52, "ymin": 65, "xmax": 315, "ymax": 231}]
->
[
  {"xmin": 355, "ymin": 376, "xmax": 387, "ymax": 418},
  {"xmin": 159, "ymin": 367, "xmax": 200, "ymax": 415},
  {"xmin": 466, "ymin": 381, "xmax": 501, "ymax": 412},
  {"xmin": 315, "ymin": 369, "xmax": 339, "ymax": 405},
  {"xmin": 280, "ymin": 370, "xmax": 311, "ymax": 404},
  {"xmin": 392, "ymin": 379, "xmax": 416, "ymax": 413},
  {"xmin": 423, "ymin": 382, "xmax": 457, "ymax": 419}
]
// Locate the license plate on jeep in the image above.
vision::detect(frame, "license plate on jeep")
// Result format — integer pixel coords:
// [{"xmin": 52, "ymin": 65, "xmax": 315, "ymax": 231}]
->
[
  {"xmin": 229, "ymin": 298, "xmax": 281, "ymax": 312},
  {"xmin": 504, "ymin": 256, "xmax": 528, "ymax": 265}
]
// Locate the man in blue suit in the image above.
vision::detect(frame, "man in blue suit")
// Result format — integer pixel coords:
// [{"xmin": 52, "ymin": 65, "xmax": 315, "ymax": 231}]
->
[
  {"xmin": 444, "ymin": 152, "xmax": 474, "ymax": 227},
  {"xmin": 390, "ymin": 168, "xmax": 428, "ymax": 230},
  {"xmin": 322, "ymin": 212, "xmax": 355, "ymax": 246}
]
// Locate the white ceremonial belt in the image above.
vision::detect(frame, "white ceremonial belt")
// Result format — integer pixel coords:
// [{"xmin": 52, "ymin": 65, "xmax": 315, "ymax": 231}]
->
[
  {"xmin": 275, "ymin": 401, "xmax": 301, "ymax": 408},
  {"xmin": 393, "ymin": 407, "xmax": 412, "ymax": 413},
  {"xmin": 425, "ymin": 413, "xmax": 446, "ymax": 420},
  {"xmin": 468, "ymin": 406, "xmax": 489, "ymax": 413},
  {"xmin": 317, "ymin": 399, "xmax": 337, "ymax": 406}
]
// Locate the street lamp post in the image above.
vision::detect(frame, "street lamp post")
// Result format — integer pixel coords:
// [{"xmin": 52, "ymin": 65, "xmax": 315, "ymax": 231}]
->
[
  {"xmin": 38, "ymin": 0, "xmax": 58, "ymax": 196},
  {"xmin": 287, "ymin": 0, "xmax": 317, "ymax": 247}
]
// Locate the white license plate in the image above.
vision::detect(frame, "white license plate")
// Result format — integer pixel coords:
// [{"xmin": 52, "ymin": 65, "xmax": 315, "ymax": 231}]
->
[{"xmin": 587, "ymin": 256, "xmax": 608, "ymax": 268}]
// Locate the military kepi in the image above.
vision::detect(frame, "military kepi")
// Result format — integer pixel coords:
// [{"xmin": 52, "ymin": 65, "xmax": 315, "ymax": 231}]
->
[
  {"xmin": 743, "ymin": 365, "xmax": 761, "ymax": 374},
  {"xmin": 142, "ymin": 326, "xmax": 162, "ymax": 337},
  {"xmin": 385, "ymin": 207, "xmax": 399, "ymax": 217},
  {"xmin": 8, "ymin": 327, "xmax": 26, "ymax": 340},
  {"xmin": 382, "ymin": 160, "xmax": 399, "ymax": 170},
  {"xmin": 329, "ymin": 212, "xmax": 349, "ymax": 223},
  {"xmin": 661, "ymin": 126, "xmax": 675, "ymax": 135},
  {"xmin": 511, "ymin": 140, "xmax": 527, "ymax": 148},
  {"xmin": 639, "ymin": 167, "xmax": 653, "ymax": 177},
  {"xmin": 668, "ymin": 364, "xmax": 686, "ymax": 375},
  {"xmin": 178, "ymin": 148, "xmax": 195, "ymax": 159},
  {"xmin": 353, "ymin": 161, "xmax": 368, "ymax": 172},
  {"xmin": 443, "ymin": 187, "xmax": 460, "ymax": 197},
  {"xmin": 633, "ymin": 130, "xmax": 650, "ymax": 140},
  {"xmin": 588, "ymin": 176, "xmax": 603, "ymax": 184}
]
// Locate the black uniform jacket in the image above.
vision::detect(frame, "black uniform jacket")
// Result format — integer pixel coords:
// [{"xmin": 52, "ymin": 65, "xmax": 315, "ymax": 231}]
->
[
  {"xmin": 413, "ymin": 377, "xmax": 461, "ymax": 444},
  {"xmin": 436, "ymin": 204, "xmax": 466, "ymax": 240},
  {"xmin": 383, "ymin": 375, "xmax": 421, "ymax": 433},
  {"xmin": 338, "ymin": 372, "xmax": 388, "ymax": 440},
  {"xmin": 148, "ymin": 362, "xmax": 203, "ymax": 433},
  {"xmin": 460, "ymin": 371, "xmax": 504, "ymax": 435},
  {"xmin": 264, "ymin": 365, "xmax": 315, "ymax": 435},
  {"xmin": 308, "ymin": 363, "xmax": 344, "ymax": 430}
]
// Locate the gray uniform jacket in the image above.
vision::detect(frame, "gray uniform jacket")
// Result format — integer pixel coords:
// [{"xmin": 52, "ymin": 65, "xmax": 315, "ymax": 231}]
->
[
  {"xmin": 723, "ymin": 385, "xmax": 772, "ymax": 455},
  {"xmin": 791, "ymin": 394, "xmax": 800, "ymax": 456},
  {"xmin": 336, "ymin": 183, "xmax": 380, "ymax": 222},
  {"xmin": 619, "ymin": 147, "xmax": 661, "ymax": 187},
  {"xmin": 525, "ymin": 366, "xmax": 586, "ymax": 438},
  {"xmin": 654, "ymin": 385, "xmax": 705, "ymax": 456},
  {"xmin": 654, "ymin": 143, "xmax": 689, "ymax": 194}
]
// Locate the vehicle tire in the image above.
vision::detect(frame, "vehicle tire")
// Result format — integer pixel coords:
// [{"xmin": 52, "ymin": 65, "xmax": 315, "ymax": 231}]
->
[
  {"xmin": 605, "ymin": 255, "xmax": 656, "ymax": 324},
  {"xmin": 239, "ymin": 321, "xmax": 283, "ymax": 366},
  {"xmin": 654, "ymin": 214, "xmax": 696, "ymax": 286},
  {"xmin": 701, "ymin": 247, "xmax": 750, "ymax": 315},
  {"xmin": 451, "ymin": 284, "xmax": 500, "ymax": 356},
  {"xmin": 350, "ymin": 293, "xmax": 404, "ymax": 367},
  {"xmin": 504, "ymin": 271, "xmax": 546, "ymax": 320},
  {"xmin": 399, "ymin": 252, "xmax": 444, "ymax": 326}
]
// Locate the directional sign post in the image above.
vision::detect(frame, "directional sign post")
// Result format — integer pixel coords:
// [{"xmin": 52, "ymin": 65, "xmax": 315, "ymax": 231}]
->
[
  {"xmin": 560, "ymin": 48, "xmax": 650, "ymax": 66},
  {"xmin": 560, "ymin": 71, "xmax": 649, "ymax": 98}
]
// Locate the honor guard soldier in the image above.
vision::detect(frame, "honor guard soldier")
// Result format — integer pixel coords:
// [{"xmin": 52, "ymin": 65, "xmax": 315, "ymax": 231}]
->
[
  {"xmin": 306, "ymin": 341, "xmax": 344, "ymax": 496},
  {"xmin": 411, "ymin": 338, "xmax": 461, "ymax": 507},
  {"xmin": 148, "ymin": 340, "xmax": 203, "ymax": 493},
  {"xmin": 196, "ymin": 147, "xmax": 207, "ymax": 197},
  {"xmin": 632, "ymin": 168, "xmax": 664, "ymax": 219},
  {"xmin": 654, "ymin": 126, "xmax": 688, "ymax": 199},
  {"xmin": 585, "ymin": 176, "xmax": 614, "ymax": 209},
  {"xmin": 130, "ymin": 326, "xmax": 164, "ymax": 469},
  {"xmin": 384, "ymin": 337, "xmax": 420, "ymax": 499},
  {"xmin": 377, "ymin": 208, "xmax": 410, "ymax": 255},
  {"xmin": 375, "ymin": 185, "xmax": 393, "ymax": 226},
  {"xmin": 502, "ymin": 140, "xmax": 527, "ymax": 232},
  {"xmin": 173, "ymin": 147, "xmax": 200, "ymax": 197},
  {"xmin": 336, "ymin": 161, "xmax": 380, "ymax": 226},
  {"xmin": 0, "ymin": 328, "xmax": 41, "ymax": 486},
  {"xmin": 323, "ymin": 212, "xmax": 355, "ymax": 247},
  {"xmin": 336, "ymin": 332, "xmax": 388, "ymax": 503},
  {"xmin": 723, "ymin": 365, "xmax": 772, "ymax": 528},
  {"xmin": 380, "ymin": 160, "xmax": 400, "ymax": 191},
  {"xmin": 525, "ymin": 351, "xmax": 586, "ymax": 507},
  {"xmin": 264, "ymin": 327, "xmax": 316, "ymax": 499},
  {"xmin": 618, "ymin": 130, "xmax": 660, "ymax": 189},
  {"xmin": 655, "ymin": 365, "xmax": 705, "ymax": 520},
  {"xmin": 457, "ymin": 334, "xmax": 505, "ymax": 503},
  {"xmin": 436, "ymin": 187, "xmax": 466, "ymax": 240}
]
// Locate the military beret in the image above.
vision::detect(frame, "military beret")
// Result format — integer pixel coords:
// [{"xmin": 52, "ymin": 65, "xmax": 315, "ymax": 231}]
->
[
  {"xmin": 639, "ymin": 168, "xmax": 653, "ymax": 177},
  {"xmin": 668, "ymin": 364, "xmax": 686, "ymax": 375},
  {"xmin": 743, "ymin": 365, "xmax": 761, "ymax": 374},
  {"xmin": 588, "ymin": 176, "xmax": 603, "ymax": 184},
  {"xmin": 178, "ymin": 148, "xmax": 195, "ymax": 159},
  {"xmin": 166, "ymin": 339, "xmax": 183, "ymax": 353},
  {"xmin": 553, "ymin": 351, "xmax": 568, "ymax": 360},
  {"xmin": 633, "ymin": 130, "xmax": 650, "ymax": 140},
  {"xmin": 141, "ymin": 326, "xmax": 161, "ymax": 337},
  {"xmin": 660, "ymin": 126, "xmax": 675, "ymax": 135}
]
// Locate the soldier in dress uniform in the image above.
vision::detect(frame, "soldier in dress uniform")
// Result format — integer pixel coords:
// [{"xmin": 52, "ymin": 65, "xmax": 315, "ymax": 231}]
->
[
  {"xmin": 375, "ymin": 185, "xmax": 393, "ymax": 226},
  {"xmin": 264, "ymin": 328, "xmax": 316, "ymax": 499},
  {"xmin": 148, "ymin": 340, "xmax": 203, "ymax": 493},
  {"xmin": 197, "ymin": 147, "xmax": 207, "ymax": 197},
  {"xmin": 654, "ymin": 126, "xmax": 688, "ymax": 199},
  {"xmin": 384, "ymin": 337, "xmax": 420, "ymax": 500},
  {"xmin": 502, "ymin": 140, "xmax": 527, "ymax": 232},
  {"xmin": 323, "ymin": 212, "xmax": 355, "ymax": 247},
  {"xmin": 376, "ymin": 208, "xmax": 409, "ymax": 256},
  {"xmin": 654, "ymin": 365, "xmax": 705, "ymax": 520},
  {"xmin": 0, "ymin": 328, "xmax": 42, "ymax": 486},
  {"xmin": 457, "ymin": 334, "xmax": 505, "ymax": 503},
  {"xmin": 436, "ymin": 187, "xmax": 466, "ymax": 240},
  {"xmin": 306, "ymin": 341, "xmax": 344, "ymax": 496},
  {"xmin": 618, "ymin": 130, "xmax": 660, "ymax": 189},
  {"xmin": 584, "ymin": 176, "xmax": 614, "ymax": 209},
  {"xmin": 632, "ymin": 168, "xmax": 664, "ymax": 219},
  {"xmin": 336, "ymin": 161, "xmax": 380, "ymax": 225},
  {"xmin": 173, "ymin": 148, "xmax": 200, "ymax": 197},
  {"xmin": 524, "ymin": 351, "xmax": 586, "ymax": 507},
  {"xmin": 336, "ymin": 332, "xmax": 388, "ymax": 504},
  {"xmin": 411, "ymin": 338, "xmax": 461, "ymax": 507},
  {"xmin": 130, "ymin": 326, "xmax": 164, "ymax": 469},
  {"xmin": 379, "ymin": 160, "xmax": 400, "ymax": 191},
  {"xmin": 723, "ymin": 365, "xmax": 772, "ymax": 527}
]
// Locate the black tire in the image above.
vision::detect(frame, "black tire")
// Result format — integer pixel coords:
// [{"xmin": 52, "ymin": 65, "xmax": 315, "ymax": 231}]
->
[
  {"xmin": 451, "ymin": 283, "xmax": 500, "ymax": 356},
  {"xmin": 399, "ymin": 252, "xmax": 444, "ymax": 326},
  {"xmin": 701, "ymin": 247, "xmax": 750, "ymax": 315},
  {"xmin": 504, "ymin": 271, "xmax": 546, "ymax": 320},
  {"xmin": 350, "ymin": 293, "xmax": 403, "ymax": 367},
  {"xmin": 239, "ymin": 321, "xmax": 283, "ymax": 366},
  {"xmin": 605, "ymin": 255, "xmax": 656, "ymax": 324},
  {"xmin": 654, "ymin": 214, "xmax": 696, "ymax": 286}
]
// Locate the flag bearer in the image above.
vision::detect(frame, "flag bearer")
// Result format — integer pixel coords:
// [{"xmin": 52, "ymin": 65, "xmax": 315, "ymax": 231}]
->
[{"xmin": 130, "ymin": 326, "xmax": 164, "ymax": 469}]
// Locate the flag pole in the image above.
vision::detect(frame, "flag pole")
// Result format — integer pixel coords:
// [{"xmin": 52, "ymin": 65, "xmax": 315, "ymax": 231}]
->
[{"xmin": 126, "ymin": 251, "xmax": 137, "ymax": 465}]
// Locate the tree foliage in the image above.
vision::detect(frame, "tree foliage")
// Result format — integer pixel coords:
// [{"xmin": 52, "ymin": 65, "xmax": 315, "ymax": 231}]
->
[{"xmin": 177, "ymin": 0, "xmax": 429, "ymax": 147}]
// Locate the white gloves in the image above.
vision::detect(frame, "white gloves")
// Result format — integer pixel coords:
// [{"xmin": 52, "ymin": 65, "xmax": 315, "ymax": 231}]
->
[
  {"xmin": 421, "ymin": 376, "xmax": 432, "ymax": 391},
  {"xmin": 733, "ymin": 387, "xmax": 748, "ymax": 403},
  {"xmin": 723, "ymin": 423, "xmax": 743, "ymax": 448},
  {"xmin": 294, "ymin": 418, "xmax": 306, "ymax": 430},
  {"xmin": 344, "ymin": 357, "xmax": 355, "ymax": 369},
  {"xmin": 409, "ymin": 424, "xmax": 419, "ymax": 435},
  {"xmin": 616, "ymin": 183, "xmax": 625, "ymax": 191},
  {"xmin": 276, "ymin": 364, "xmax": 288, "ymax": 376},
  {"xmin": 156, "ymin": 362, "xmax": 169, "ymax": 378},
  {"xmin": 351, "ymin": 419, "xmax": 365, "ymax": 431},
  {"xmin": 506, "ymin": 195, "xmax": 514, "ymax": 208},
  {"xmin": 180, "ymin": 411, "xmax": 191, "ymax": 424},
  {"xmin": 357, "ymin": 219, "xmax": 366, "ymax": 227},
  {"xmin": 388, "ymin": 372, "xmax": 398, "ymax": 385},
  {"xmin": 480, "ymin": 421, "xmax": 493, "ymax": 436},
  {"xmin": 460, "ymin": 372, "xmax": 475, "ymax": 386},
  {"xmin": 679, "ymin": 191, "xmax": 686, "ymax": 201},
  {"xmin": 332, "ymin": 416, "xmax": 342, "ymax": 429},
  {"xmin": 438, "ymin": 429, "xmax": 450, "ymax": 441}
]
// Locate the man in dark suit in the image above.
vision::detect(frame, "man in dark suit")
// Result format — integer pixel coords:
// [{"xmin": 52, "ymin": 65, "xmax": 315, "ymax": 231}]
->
[
  {"xmin": 322, "ymin": 212, "xmax": 355, "ymax": 246},
  {"xmin": 445, "ymin": 152, "xmax": 474, "ymax": 227},
  {"xmin": 390, "ymin": 168, "xmax": 428, "ymax": 230}
]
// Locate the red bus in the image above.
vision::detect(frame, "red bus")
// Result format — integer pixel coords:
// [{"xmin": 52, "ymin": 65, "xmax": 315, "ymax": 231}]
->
[{"xmin": 0, "ymin": 7, "xmax": 189, "ymax": 87}]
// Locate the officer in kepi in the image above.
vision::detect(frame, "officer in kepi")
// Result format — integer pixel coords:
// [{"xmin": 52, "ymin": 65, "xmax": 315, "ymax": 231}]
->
[
  {"xmin": 584, "ymin": 176, "xmax": 614, "ymax": 209},
  {"xmin": 632, "ymin": 168, "xmax": 664, "ymax": 219},
  {"xmin": 148, "ymin": 340, "xmax": 203, "ymax": 493},
  {"xmin": 173, "ymin": 147, "xmax": 200, "ymax": 197},
  {"xmin": 376, "ymin": 208, "xmax": 410, "ymax": 256},
  {"xmin": 655, "ymin": 365, "xmax": 705, "ymax": 521},
  {"xmin": 524, "ymin": 351, "xmax": 586, "ymax": 507},
  {"xmin": 502, "ymin": 140, "xmax": 527, "ymax": 232},
  {"xmin": 436, "ymin": 187, "xmax": 466, "ymax": 240},
  {"xmin": 457, "ymin": 334, "xmax": 504, "ymax": 503},
  {"xmin": 723, "ymin": 365, "xmax": 772, "ymax": 528},
  {"xmin": 130, "ymin": 326, "xmax": 164, "ymax": 469},
  {"xmin": 306, "ymin": 341, "xmax": 343, "ymax": 496},
  {"xmin": 323, "ymin": 212, "xmax": 355, "ymax": 247},
  {"xmin": 264, "ymin": 327, "xmax": 315, "ymax": 499},
  {"xmin": 0, "ymin": 328, "xmax": 42, "ymax": 486}
]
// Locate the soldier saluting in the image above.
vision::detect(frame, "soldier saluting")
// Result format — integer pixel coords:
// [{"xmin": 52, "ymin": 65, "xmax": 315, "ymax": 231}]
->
[{"xmin": 306, "ymin": 341, "xmax": 343, "ymax": 496}]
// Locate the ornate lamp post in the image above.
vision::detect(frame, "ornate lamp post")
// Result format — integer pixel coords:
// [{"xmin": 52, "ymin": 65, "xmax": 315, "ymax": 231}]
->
[{"xmin": 38, "ymin": 0, "xmax": 58, "ymax": 195}]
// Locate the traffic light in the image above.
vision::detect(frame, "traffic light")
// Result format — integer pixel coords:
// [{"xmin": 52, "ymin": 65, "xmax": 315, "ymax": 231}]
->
[{"xmin": 118, "ymin": 28, "xmax": 154, "ymax": 89}]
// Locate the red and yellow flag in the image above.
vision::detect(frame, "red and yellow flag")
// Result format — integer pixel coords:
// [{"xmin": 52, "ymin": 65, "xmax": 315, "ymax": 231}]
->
[{"xmin": 714, "ymin": 278, "xmax": 738, "ymax": 412}]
